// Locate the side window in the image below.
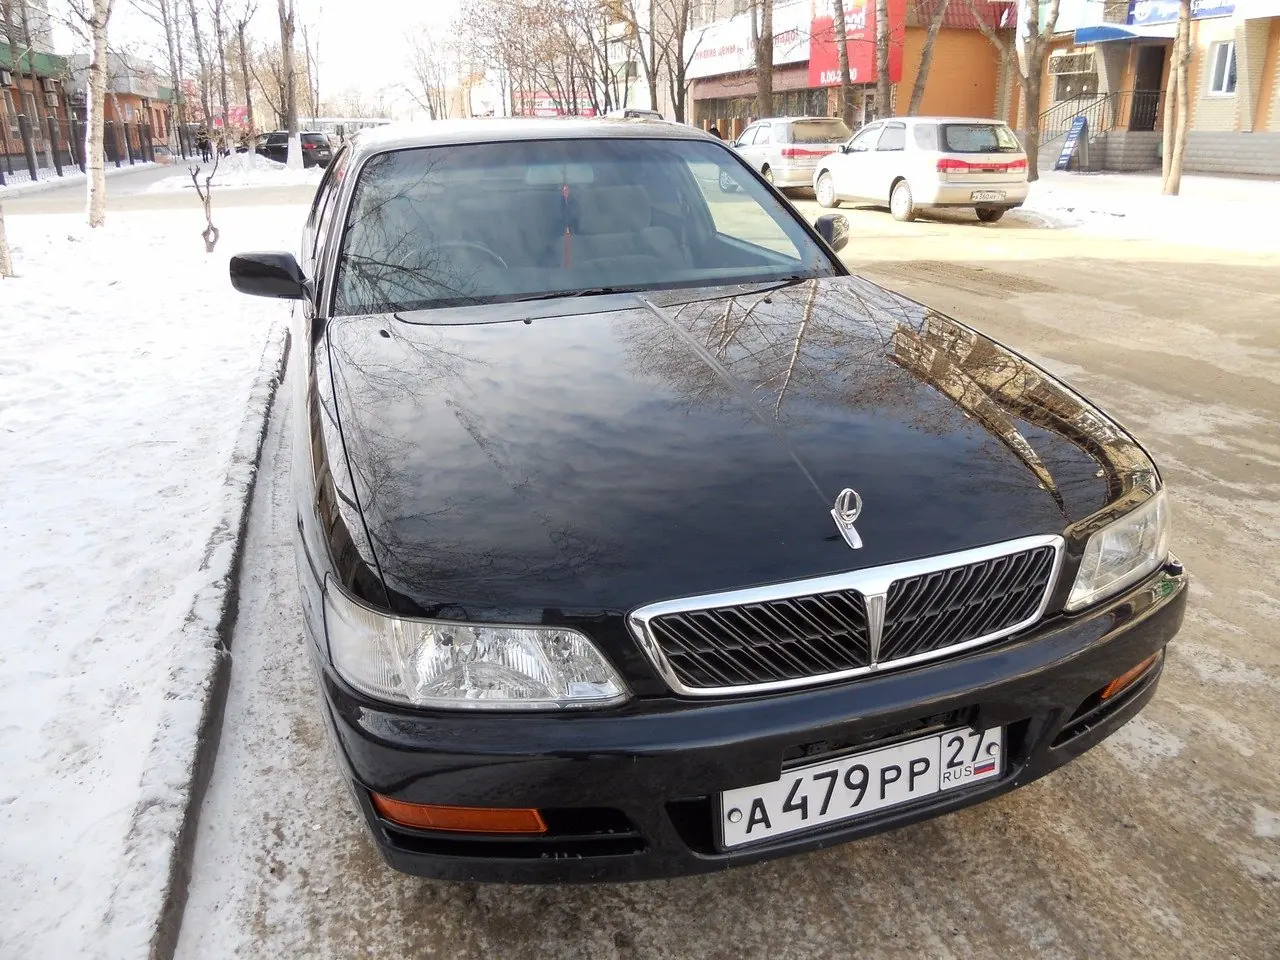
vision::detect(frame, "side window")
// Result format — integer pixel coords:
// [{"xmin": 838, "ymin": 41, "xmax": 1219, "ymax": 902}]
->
[
  {"xmin": 756, "ymin": 124, "xmax": 773, "ymax": 145},
  {"xmin": 310, "ymin": 146, "xmax": 349, "ymax": 263},
  {"xmin": 876, "ymin": 123, "xmax": 906, "ymax": 151},
  {"xmin": 737, "ymin": 124, "xmax": 758, "ymax": 146},
  {"xmin": 912, "ymin": 123, "xmax": 938, "ymax": 150},
  {"xmin": 847, "ymin": 125, "xmax": 881, "ymax": 153}
]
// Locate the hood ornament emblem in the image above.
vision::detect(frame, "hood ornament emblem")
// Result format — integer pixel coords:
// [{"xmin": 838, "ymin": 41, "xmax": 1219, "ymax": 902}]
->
[{"xmin": 830, "ymin": 488, "xmax": 864, "ymax": 550}]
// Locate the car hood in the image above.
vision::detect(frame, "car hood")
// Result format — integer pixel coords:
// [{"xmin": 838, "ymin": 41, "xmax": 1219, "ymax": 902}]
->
[{"xmin": 326, "ymin": 275, "xmax": 1156, "ymax": 619}]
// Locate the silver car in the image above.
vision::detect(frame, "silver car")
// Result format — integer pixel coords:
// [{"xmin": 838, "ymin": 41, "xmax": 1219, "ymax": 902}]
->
[{"xmin": 730, "ymin": 116, "xmax": 853, "ymax": 189}]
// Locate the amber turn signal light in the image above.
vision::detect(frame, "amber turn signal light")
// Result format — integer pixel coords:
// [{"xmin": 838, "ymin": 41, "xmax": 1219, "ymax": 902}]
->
[
  {"xmin": 1100, "ymin": 652, "xmax": 1162, "ymax": 701},
  {"xmin": 370, "ymin": 794, "xmax": 548, "ymax": 834}
]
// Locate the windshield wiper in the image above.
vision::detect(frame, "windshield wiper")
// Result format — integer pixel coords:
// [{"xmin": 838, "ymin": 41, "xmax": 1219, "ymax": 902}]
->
[{"xmin": 509, "ymin": 287, "xmax": 640, "ymax": 304}]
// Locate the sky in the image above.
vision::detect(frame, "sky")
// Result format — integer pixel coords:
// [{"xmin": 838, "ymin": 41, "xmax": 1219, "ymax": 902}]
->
[{"xmin": 54, "ymin": 0, "xmax": 466, "ymax": 113}]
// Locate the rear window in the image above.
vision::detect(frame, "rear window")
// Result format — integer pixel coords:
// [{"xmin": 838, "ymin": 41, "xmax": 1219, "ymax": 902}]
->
[
  {"xmin": 302, "ymin": 133, "xmax": 329, "ymax": 145},
  {"xmin": 788, "ymin": 119, "xmax": 852, "ymax": 144},
  {"xmin": 941, "ymin": 124, "xmax": 1021, "ymax": 153}
]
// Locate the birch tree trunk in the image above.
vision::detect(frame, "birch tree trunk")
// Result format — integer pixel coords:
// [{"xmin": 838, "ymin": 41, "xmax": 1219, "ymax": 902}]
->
[
  {"xmin": 907, "ymin": 0, "xmax": 950, "ymax": 115},
  {"xmin": 86, "ymin": 0, "xmax": 114, "ymax": 228},
  {"xmin": 212, "ymin": 0, "xmax": 230, "ymax": 136},
  {"xmin": 156, "ymin": 0, "xmax": 187, "ymax": 153},
  {"xmin": 754, "ymin": 0, "xmax": 773, "ymax": 119},
  {"xmin": 278, "ymin": 0, "xmax": 298, "ymax": 133},
  {"xmin": 1163, "ymin": 0, "xmax": 1191, "ymax": 195},
  {"xmin": 187, "ymin": 0, "xmax": 212, "ymax": 125},
  {"xmin": 1160, "ymin": 55, "xmax": 1177, "ymax": 180},
  {"xmin": 0, "ymin": 204, "xmax": 13, "ymax": 278},
  {"xmin": 832, "ymin": 0, "xmax": 854, "ymax": 129},
  {"xmin": 875, "ymin": 0, "xmax": 890, "ymax": 117},
  {"xmin": 237, "ymin": 21, "xmax": 255, "ymax": 133}
]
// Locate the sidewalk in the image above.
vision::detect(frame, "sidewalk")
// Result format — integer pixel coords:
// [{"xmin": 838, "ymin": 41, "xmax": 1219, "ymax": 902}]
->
[
  {"xmin": 1020, "ymin": 170, "xmax": 1280, "ymax": 253},
  {"xmin": 0, "ymin": 161, "xmax": 159, "ymax": 199}
]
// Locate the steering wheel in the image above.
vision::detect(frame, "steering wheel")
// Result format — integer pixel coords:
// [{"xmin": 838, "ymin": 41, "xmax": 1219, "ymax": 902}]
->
[{"xmin": 436, "ymin": 240, "xmax": 508, "ymax": 269}]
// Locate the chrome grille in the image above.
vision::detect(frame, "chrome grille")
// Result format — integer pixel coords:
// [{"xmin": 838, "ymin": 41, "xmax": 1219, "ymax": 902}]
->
[{"xmin": 629, "ymin": 536, "xmax": 1062, "ymax": 696}]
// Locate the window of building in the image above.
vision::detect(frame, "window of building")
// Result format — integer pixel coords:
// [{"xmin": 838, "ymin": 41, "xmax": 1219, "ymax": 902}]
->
[
  {"xmin": 2, "ymin": 90, "xmax": 19, "ymax": 139},
  {"xmin": 1209, "ymin": 41, "xmax": 1237, "ymax": 95}
]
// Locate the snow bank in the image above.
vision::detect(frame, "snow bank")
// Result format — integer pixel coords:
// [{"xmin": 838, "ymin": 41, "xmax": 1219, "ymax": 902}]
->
[
  {"xmin": 146, "ymin": 152, "xmax": 324, "ymax": 192},
  {"xmin": 0, "ymin": 205, "xmax": 301, "ymax": 959},
  {"xmin": 0, "ymin": 161, "xmax": 159, "ymax": 198},
  {"xmin": 1021, "ymin": 171, "xmax": 1280, "ymax": 253}
]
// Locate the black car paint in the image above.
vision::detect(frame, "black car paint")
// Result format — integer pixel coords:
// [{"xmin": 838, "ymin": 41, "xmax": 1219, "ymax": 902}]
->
[{"xmin": 264, "ymin": 124, "xmax": 1180, "ymax": 882}]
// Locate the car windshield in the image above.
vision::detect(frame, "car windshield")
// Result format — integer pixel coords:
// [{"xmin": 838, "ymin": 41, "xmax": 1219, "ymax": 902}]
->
[
  {"xmin": 332, "ymin": 138, "xmax": 838, "ymax": 315},
  {"xmin": 789, "ymin": 119, "xmax": 851, "ymax": 144},
  {"xmin": 940, "ymin": 123, "xmax": 1021, "ymax": 153}
]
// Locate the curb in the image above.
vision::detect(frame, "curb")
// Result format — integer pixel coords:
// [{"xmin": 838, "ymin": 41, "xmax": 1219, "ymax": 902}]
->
[
  {"xmin": 0, "ymin": 161, "xmax": 160, "ymax": 199},
  {"xmin": 98, "ymin": 320, "xmax": 290, "ymax": 960}
]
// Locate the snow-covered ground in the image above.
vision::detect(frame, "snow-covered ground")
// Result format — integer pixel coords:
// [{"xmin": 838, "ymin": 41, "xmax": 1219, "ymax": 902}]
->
[
  {"xmin": 0, "ymin": 203, "xmax": 301, "ymax": 959},
  {"xmin": 146, "ymin": 152, "xmax": 324, "ymax": 193},
  {"xmin": 0, "ymin": 161, "xmax": 159, "ymax": 198},
  {"xmin": 1020, "ymin": 171, "xmax": 1280, "ymax": 253}
]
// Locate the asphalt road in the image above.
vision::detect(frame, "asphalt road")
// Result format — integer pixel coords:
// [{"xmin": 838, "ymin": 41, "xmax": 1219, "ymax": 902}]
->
[{"xmin": 174, "ymin": 201, "xmax": 1280, "ymax": 960}]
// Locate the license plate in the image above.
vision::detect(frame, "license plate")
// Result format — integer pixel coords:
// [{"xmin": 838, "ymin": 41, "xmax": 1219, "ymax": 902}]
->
[
  {"xmin": 719, "ymin": 726, "xmax": 1003, "ymax": 848},
  {"xmin": 972, "ymin": 190, "xmax": 1006, "ymax": 202}
]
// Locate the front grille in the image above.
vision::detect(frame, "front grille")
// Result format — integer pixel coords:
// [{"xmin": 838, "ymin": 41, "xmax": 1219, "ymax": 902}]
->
[
  {"xmin": 632, "ymin": 538, "xmax": 1060, "ymax": 695},
  {"xmin": 879, "ymin": 546, "xmax": 1057, "ymax": 663},
  {"xmin": 646, "ymin": 591, "xmax": 871, "ymax": 689}
]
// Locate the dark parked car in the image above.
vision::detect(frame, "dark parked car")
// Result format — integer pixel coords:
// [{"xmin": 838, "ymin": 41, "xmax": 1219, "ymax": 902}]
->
[
  {"xmin": 255, "ymin": 130, "xmax": 333, "ymax": 167},
  {"xmin": 230, "ymin": 120, "xmax": 1185, "ymax": 883}
]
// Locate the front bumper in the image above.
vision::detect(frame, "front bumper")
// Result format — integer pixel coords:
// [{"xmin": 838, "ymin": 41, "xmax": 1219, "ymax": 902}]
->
[{"xmin": 315, "ymin": 561, "xmax": 1186, "ymax": 883}]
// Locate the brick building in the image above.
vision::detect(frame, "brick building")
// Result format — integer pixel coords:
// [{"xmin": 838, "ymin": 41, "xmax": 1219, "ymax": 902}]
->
[
  {"xmin": 1033, "ymin": 0, "xmax": 1280, "ymax": 175},
  {"xmin": 68, "ymin": 52, "xmax": 174, "ymax": 152},
  {"xmin": 1, "ymin": 0, "xmax": 76, "ymax": 175}
]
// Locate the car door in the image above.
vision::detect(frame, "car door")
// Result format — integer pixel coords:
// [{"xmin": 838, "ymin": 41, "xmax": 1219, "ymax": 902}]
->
[
  {"xmin": 732, "ymin": 124, "xmax": 759, "ymax": 168},
  {"xmin": 752, "ymin": 122, "xmax": 776, "ymax": 176},
  {"xmin": 873, "ymin": 122, "xmax": 908, "ymax": 202},
  {"xmin": 830, "ymin": 123, "xmax": 881, "ymax": 201}
]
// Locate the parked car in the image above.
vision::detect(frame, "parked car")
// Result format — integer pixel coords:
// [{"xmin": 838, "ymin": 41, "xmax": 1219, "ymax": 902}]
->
[
  {"xmin": 729, "ymin": 116, "xmax": 852, "ymax": 190},
  {"xmin": 230, "ymin": 119, "xmax": 1185, "ymax": 883},
  {"xmin": 814, "ymin": 116, "xmax": 1029, "ymax": 223},
  {"xmin": 255, "ymin": 130, "xmax": 334, "ymax": 167},
  {"xmin": 606, "ymin": 108, "xmax": 665, "ymax": 120}
]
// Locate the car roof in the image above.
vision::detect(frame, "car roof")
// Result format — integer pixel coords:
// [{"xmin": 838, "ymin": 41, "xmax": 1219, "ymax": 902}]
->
[
  {"xmin": 873, "ymin": 116, "xmax": 1012, "ymax": 125},
  {"xmin": 347, "ymin": 117, "xmax": 716, "ymax": 158}
]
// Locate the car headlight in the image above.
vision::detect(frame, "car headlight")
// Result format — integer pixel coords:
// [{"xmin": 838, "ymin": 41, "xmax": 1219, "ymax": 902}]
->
[
  {"xmin": 1066, "ymin": 488, "xmax": 1170, "ymax": 611},
  {"xmin": 323, "ymin": 584, "xmax": 630, "ymax": 710}
]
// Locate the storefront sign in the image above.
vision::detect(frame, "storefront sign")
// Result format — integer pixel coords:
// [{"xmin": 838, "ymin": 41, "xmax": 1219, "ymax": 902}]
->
[
  {"xmin": 1129, "ymin": 0, "xmax": 1235, "ymax": 24},
  {"xmin": 1055, "ymin": 116, "xmax": 1087, "ymax": 170},
  {"xmin": 807, "ymin": 0, "xmax": 906, "ymax": 87},
  {"xmin": 685, "ymin": 0, "xmax": 813, "ymax": 80}
]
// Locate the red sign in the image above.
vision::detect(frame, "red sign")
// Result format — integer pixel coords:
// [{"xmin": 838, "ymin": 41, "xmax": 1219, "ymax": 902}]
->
[{"xmin": 808, "ymin": 0, "xmax": 906, "ymax": 88}]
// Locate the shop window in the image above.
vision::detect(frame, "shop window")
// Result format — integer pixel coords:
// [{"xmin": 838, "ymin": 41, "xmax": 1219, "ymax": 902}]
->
[{"xmin": 1209, "ymin": 41, "xmax": 1236, "ymax": 95}]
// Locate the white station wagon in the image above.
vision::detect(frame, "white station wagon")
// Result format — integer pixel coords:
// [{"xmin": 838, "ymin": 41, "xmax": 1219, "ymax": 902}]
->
[{"xmin": 813, "ymin": 116, "xmax": 1029, "ymax": 223}]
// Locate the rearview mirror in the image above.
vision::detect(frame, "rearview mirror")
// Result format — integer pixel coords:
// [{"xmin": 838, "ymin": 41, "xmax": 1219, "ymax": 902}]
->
[
  {"xmin": 814, "ymin": 214, "xmax": 850, "ymax": 253},
  {"xmin": 229, "ymin": 252, "xmax": 306, "ymax": 299}
]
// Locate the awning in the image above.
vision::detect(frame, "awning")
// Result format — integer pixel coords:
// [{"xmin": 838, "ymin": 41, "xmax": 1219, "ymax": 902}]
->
[{"xmin": 1073, "ymin": 23, "xmax": 1178, "ymax": 42}]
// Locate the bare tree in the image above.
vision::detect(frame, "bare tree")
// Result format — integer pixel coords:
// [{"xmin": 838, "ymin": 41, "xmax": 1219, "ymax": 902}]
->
[
  {"xmin": 234, "ymin": 0, "xmax": 257, "ymax": 136},
  {"xmin": 831, "ymin": 0, "xmax": 854, "ymax": 129},
  {"xmin": 0, "ymin": 204, "xmax": 12, "ymax": 277},
  {"xmin": 67, "ymin": 0, "xmax": 117, "ymax": 226},
  {"xmin": 965, "ymin": 0, "xmax": 1058, "ymax": 181},
  {"xmin": 659, "ymin": 0, "xmax": 702, "ymax": 123},
  {"xmin": 407, "ymin": 28, "xmax": 451, "ymax": 120},
  {"xmin": 1161, "ymin": 0, "xmax": 1191, "ymax": 194},
  {"xmin": 621, "ymin": 0, "xmax": 660, "ymax": 111},
  {"xmin": 185, "ymin": 0, "xmax": 212, "ymax": 126},
  {"xmin": 132, "ymin": 0, "xmax": 188, "ymax": 152},
  {"xmin": 208, "ymin": 0, "xmax": 230, "ymax": 136},
  {"xmin": 301, "ymin": 21, "xmax": 318, "ymax": 122},
  {"xmin": 752, "ymin": 0, "xmax": 772, "ymax": 119},
  {"xmin": 907, "ymin": 0, "xmax": 950, "ymax": 116},
  {"xmin": 875, "ymin": 0, "xmax": 889, "ymax": 118},
  {"xmin": 188, "ymin": 152, "xmax": 220, "ymax": 250},
  {"xmin": 276, "ymin": 0, "xmax": 298, "ymax": 165}
]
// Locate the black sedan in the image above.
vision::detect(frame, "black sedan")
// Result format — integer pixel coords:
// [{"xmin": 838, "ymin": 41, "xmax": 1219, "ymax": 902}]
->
[
  {"xmin": 255, "ymin": 130, "xmax": 333, "ymax": 167},
  {"xmin": 230, "ymin": 119, "xmax": 1185, "ymax": 883}
]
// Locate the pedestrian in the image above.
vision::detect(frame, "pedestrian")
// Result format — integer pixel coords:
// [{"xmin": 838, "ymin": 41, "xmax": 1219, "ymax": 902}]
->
[
  {"xmin": 197, "ymin": 128, "xmax": 211, "ymax": 163},
  {"xmin": 708, "ymin": 125, "xmax": 723, "ymax": 140}
]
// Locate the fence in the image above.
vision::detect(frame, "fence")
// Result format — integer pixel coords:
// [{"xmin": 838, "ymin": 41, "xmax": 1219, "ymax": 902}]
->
[
  {"xmin": 1038, "ymin": 90, "xmax": 1164, "ymax": 148},
  {"xmin": 0, "ymin": 116, "xmax": 159, "ymax": 188}
]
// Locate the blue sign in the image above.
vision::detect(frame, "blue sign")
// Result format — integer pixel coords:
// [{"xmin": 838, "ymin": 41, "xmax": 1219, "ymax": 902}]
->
[
  {"xmin": 1129, "ymin": 0, "xmax": 1235, "ymax": 25},
  {"xmin": 1055, "ymin": 117, "xmax": 1087, "ymax": 171}
]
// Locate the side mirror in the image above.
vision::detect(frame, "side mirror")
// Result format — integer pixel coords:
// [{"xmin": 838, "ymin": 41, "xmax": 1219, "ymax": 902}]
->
[
  {"xmin": 230, "ymin": 252, "xmax": 306, "ymax": 299},
  {"xmin": 814, "ymin": 214, "xmax": 850, "ymax": 253}
]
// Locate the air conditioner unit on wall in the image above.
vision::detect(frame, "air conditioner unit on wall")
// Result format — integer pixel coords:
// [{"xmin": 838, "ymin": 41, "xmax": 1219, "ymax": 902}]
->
[
  {"xmin": 0, "ymin": 69, "xmax": 13, "ymax": 87},
  {"xmin": 45, "ymin": 91, "xmax": 58, "ymax": 107},
  {"xmin": 42, "ymin": 77, "xmax": 58, "ymax": 92}
]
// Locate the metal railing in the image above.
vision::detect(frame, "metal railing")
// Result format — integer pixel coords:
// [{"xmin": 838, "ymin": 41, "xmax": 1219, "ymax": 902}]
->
[{"xmin": 1038, "ymin": 90, "xmax": 1164, "ymax": 146}]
